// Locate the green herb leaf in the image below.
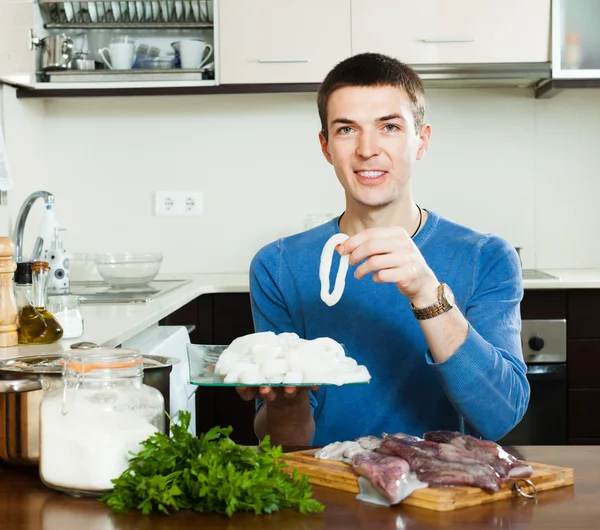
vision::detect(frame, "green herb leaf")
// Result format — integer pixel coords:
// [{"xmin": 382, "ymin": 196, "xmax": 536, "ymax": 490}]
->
[{"xmin": 99, "ymin": 411, "xmax": 324, "ymax": 517}]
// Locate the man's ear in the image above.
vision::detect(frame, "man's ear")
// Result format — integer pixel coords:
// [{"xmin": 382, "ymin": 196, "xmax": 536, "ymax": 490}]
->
[
  {"xmin": 416, "ymin": 123, "xmax": 432, "ymax": 161},
  {"xmin": 319, "ymin": 131, "xmax": 333, "ymax": 165}
]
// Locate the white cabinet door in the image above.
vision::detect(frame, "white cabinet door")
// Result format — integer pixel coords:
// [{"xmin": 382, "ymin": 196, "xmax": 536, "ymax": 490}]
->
[
  {"xmin": 219, "ymin": 0, "xmax": 351, "ymax": 84},
  {"xmin": 0, "ymin": 1, "xmax": 36, "ymax": 85},
  {"xmin": 351, "ymin": 0, "xmax": 550, "ymax": 64}
]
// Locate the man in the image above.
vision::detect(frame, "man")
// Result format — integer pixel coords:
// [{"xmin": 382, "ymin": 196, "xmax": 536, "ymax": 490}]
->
[{"xmin": 238, "ymin": 52, "xmax": 529, "ymax": 447}]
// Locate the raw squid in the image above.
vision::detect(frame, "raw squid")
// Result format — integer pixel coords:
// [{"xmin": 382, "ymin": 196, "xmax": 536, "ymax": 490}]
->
[
  {"xmin": 316, "ymin": 430, "xmax": 535, "ymax": 504},
  {"xmin": 214, "ymin": 331, "xmax": 371, "ymax": 385},
  {"xmin": 315, "ymin": 438, "xmax": 381, "ymax": 464},
  {"xmin": 319, "ymin": 233, "xmax": 350, "ymax": 306},
  {"xmin": 315, "ymin": 441, "xmax": 360, "ymax": 460}
]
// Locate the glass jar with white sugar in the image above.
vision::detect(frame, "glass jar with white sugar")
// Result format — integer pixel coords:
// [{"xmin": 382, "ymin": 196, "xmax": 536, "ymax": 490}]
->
[
  {"xmin": 47, "ymin": 295, "xmax": 84, "ymax": 339},
  {"xmin": 39, "ymin": 349, "xmax": 164, "ymax": 497}
]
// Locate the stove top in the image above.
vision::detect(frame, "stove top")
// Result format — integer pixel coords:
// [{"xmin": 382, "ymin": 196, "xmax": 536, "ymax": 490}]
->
[
  {"xmin": 70, "ymin": 279, "xmax": 191, "ymax": 304},
  {"xmin": 522, "ymin": 269, "xmax": 559, "ymax": 281}
]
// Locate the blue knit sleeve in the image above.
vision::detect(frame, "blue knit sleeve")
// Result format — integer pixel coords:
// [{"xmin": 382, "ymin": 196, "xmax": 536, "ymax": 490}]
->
[
  {"xmin": 249, "ymin": 242, "xmax": 319, "ymax": 415},
  {"xmin": 426, "ymin": 235, "xmax": 530, "ymax": 441}
]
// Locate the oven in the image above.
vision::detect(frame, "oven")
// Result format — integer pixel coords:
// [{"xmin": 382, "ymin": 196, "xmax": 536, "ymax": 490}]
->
[{"xmin": 498, "ymin": 319, "xmax": 567, "ymax": 446}]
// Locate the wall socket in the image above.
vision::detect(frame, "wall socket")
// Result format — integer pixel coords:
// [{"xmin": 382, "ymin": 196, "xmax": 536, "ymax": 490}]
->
[{"xmin": 155, "ymin": 191, "xmax": 203, "ymax": 217}]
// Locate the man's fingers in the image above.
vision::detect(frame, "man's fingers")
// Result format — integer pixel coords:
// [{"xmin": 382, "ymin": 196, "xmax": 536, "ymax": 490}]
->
[
  {"xmin": 284, "ymin": 386, "xmax": 298, "ymax": 398},
  {"xmin": 236, "ymin": 386, "xmax": 257, "ymax": 401},
  {"xmin": 259, "ymin": 386, "xmax": 276, "ymax": 401},
  {"xmin": 237, "ymin": 385, "xmax": 319, "ymax": 402}
]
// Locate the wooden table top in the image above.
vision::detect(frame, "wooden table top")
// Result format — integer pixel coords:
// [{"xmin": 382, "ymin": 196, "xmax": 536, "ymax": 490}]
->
[{"xmin": 0, "ymin": 446, "xmax": 598, "ymax": 530}]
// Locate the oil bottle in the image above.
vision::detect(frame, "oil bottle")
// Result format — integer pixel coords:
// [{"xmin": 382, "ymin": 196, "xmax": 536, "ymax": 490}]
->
[{"xmin": 15, "ymin": 261, "xmax": 63, "ymax": 344}]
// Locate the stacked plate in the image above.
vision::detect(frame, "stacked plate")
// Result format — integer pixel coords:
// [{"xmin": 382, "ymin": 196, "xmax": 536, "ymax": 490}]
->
[{"xmin": 51, "ymin": 0, "xmax": 214, "ymax": 24}]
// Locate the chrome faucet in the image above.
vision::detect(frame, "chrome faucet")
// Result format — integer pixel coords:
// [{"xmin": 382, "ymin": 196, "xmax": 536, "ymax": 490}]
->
[{"xmin": 13, "ymin": 191, "xmax": 55, "ymax": 263}]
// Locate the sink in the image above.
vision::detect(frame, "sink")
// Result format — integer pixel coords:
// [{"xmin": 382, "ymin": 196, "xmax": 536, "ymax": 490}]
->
[{"xmin": 522, "ymin": 269, "xmax": 559, "ymax": 280}]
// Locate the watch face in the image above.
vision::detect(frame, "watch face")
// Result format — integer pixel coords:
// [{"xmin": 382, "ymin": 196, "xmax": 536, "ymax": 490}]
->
[{"xmin": 442, "ymin": 284, "xmax": 455, "ymax": 306}]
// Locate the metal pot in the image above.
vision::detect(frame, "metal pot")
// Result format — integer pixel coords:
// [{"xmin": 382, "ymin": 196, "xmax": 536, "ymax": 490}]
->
[
  {"xmin": 39, "ymin": 34, "xmax": 74, "ymax": 71},
  {"xmin": 0, "ymin": 346, "xmax": 179, "ymax": 466}
]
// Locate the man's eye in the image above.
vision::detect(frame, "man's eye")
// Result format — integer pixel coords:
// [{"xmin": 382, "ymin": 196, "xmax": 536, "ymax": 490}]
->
[
  {"xmin": 338, "ymin": 126, "xmax": 353, "ymax": 134},
  {"xmin": 383, "ymin": 124, "xmax": 400, "ymax": 132}
]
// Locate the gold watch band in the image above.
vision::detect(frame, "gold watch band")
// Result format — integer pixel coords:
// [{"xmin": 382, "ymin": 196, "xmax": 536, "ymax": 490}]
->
[
  {"xmin": 411, "ymin": 299, "xmax": 452, "ymax": 320},
  {"xmin": 410, "ymin": 283, "xmax": 454, "ymax": 320}
]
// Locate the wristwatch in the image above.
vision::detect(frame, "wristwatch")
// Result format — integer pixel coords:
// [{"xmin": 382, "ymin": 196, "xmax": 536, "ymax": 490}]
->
[{"xmin": 410, "ymin": 283, "xmax": 455, "ymax": 320}]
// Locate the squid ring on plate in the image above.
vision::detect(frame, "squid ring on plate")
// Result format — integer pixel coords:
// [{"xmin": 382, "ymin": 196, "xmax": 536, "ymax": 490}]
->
[{"xmin": 319, "ymin": 233, "xmax": 350, "ymax": 306}]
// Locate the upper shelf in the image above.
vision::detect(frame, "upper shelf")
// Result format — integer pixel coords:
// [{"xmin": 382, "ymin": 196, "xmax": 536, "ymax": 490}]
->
[
  {"xmin": 39, "ymin": 0, "xmax": 214, "ymax": 27},
  {"xmin": 44, "ymin": 22, "xmax": 214, "ymax": 29}
]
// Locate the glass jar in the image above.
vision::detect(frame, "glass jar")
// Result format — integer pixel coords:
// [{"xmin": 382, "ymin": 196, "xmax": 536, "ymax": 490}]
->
[
  {"xmin": 39, "ymin": 349, "xmax": 164, "ymax": 497},
  {"xmin": 47, "ymin": 295, "xmax": 84, "ymax": 339}
]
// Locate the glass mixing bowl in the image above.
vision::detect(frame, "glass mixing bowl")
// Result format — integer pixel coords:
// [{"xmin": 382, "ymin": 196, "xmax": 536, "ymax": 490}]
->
[{"xmin": 94, "ymin": 253, "xmax": 163, "ymax": 287}]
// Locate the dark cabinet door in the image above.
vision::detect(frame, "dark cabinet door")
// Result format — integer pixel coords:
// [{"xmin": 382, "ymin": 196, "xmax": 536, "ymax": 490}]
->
[
  {"xmin": 210, "ymin": 293, "xmax": 257, "ymax": 445},
  {"xmin": 568, "ymin": 290, "xmax": 600, "ymax": 339},
  {"xmin": 520, "ymin": 290, "xmax": 567, "ymax": 320},
  {"xmin": 568, "ymin": 340, "xmax": 600, "ymax": 389},
  {"xmin": 569, "ymin": 389, "xmax": 600, "ymax": 439},
  {"xmin": 169, "ymin": 293, "xmax": 256, "ymax": 445}
]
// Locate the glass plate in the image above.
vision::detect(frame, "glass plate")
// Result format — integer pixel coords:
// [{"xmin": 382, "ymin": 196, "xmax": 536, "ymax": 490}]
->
[{"xmin": 187, "ymin": 344, "xmax": 369, "ymax": 387}]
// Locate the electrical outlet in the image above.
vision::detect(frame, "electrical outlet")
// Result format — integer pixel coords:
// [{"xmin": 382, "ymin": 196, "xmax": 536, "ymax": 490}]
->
[{"xmin": 155, "ymin": 191, "xmax": 203, "ymax": 217}]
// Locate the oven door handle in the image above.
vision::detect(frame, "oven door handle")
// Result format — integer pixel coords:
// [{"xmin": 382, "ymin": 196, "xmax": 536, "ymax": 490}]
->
[{"xmin": 526, "ymin": 363, "xmax": 566, "ymax": 381}]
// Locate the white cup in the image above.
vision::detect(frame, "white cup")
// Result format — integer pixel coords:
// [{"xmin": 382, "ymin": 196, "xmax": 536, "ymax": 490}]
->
[
  {"xmin": 98, "ymin": 42, "xmax": 136, "ymax": 70},
  {"xmin": 179, "ymin": 39, "xmax": 213, "ymax": 69}
]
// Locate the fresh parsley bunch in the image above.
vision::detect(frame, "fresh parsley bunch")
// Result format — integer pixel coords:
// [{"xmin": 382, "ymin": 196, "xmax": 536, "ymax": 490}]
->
[{"xmin": 100, "ymin": 411, "xmax": 324, "ymax": 517}]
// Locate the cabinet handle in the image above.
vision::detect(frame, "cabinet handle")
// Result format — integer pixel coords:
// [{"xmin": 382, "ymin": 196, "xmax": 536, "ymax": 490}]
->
[
  {"xmin": 257, "ymin": 58, "xmax": 310, "ymax": 63},
  {"xmin": 29, "ymin": 28, "xmax": 41, "ymax": 50},
  {"xmin": 420, "ymin": 38, "xmax": 475, "ymax": 44}
]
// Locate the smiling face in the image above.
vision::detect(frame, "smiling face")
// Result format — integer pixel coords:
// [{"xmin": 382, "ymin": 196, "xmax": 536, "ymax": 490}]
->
[{"xmin": 319, "ymin": 85, "xmax": 431, "ymax": 211}]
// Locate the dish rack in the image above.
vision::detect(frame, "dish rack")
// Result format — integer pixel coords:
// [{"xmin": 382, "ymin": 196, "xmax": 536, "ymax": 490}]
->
[{"xmin": 39, "ymin": 0, "xmax": 214, "ymax": 28}]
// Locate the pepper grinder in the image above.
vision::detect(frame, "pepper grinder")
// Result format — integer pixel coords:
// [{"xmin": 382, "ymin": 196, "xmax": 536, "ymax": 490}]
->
[{"xmin": 0, "ymin": 237, "xmax": 18, "ymax": 347}]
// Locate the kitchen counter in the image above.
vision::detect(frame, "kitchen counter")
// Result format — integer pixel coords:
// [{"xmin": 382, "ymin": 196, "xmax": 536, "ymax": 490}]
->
[
  {"xmin": 0, "ymin": 445, "xmax": 597, "ymax": 530},
  {"xmin": 523, "ymin": 268, "xmax": 600, "ymax": 289},
  {"xmin": 4, "ymin": 268, "xmax": 600, "ymax": 361},
  {"xmin": 0, "ymin": 273, "xmax": 249, "ymax": 360}
]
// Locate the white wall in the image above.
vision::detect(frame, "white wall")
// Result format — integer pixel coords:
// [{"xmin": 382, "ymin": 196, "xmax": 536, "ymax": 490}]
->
[{"xmin": 2, "ymin": 85, "xmax": 600, "ymax": 273}]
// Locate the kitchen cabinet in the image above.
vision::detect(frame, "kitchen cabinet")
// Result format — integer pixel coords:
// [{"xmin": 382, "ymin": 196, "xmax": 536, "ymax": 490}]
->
[
  {"xmin": 566, "ymin": 290, "xmax": 600, "ymax": 444},
  {"xmin": 219, "ymin": 0, "xmax": 351, "ymax": 84},
  {"xmin": 1, "ymin": 0, "xmax": 217, "ymax": 89},
  {"xmin": 551, "ymin": 0, "xmax": 600, "ymax": 79},
  {"xmin": 520, "ymin": 288, "xmax": 600, "ymax": 445},
  {"xmin": 161, "ymin": 293, "xmax": 257, "ymax": 445},
  {"xmin": 0, "ymin": 1, "xmax": 37, "ymax": 86},
  {"xmin": 351, "ymin": 0, "xmax": 551, "ymax": 65}
]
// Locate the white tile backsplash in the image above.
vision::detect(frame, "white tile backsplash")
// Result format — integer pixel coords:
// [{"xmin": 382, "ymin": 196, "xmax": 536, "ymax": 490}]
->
[{"xmin": 2, "ymin": 85, "xmax": 600, "ymax": 273}]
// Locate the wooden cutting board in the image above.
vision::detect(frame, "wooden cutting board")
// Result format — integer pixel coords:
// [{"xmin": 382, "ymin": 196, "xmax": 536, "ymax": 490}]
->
[{"xmin": 282, "ymin": 449, "xmax": 575, "ymax": 511}]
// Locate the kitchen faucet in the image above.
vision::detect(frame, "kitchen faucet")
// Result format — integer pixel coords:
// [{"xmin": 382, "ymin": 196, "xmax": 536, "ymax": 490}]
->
[{"xmin": 13, "ymin": 191, "xmax": 55, "ymax": 263}]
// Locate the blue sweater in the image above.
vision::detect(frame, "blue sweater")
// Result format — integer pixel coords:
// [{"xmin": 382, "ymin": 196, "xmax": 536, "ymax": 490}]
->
[{"xmin": 249, "ymin": 210, "xmax": 530, "ymax": 445}]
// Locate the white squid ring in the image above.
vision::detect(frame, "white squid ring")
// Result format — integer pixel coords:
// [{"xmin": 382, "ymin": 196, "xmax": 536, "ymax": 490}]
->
[{"xmin": 319, "ymin": 233, "xmax": 350, "ymax": 307}]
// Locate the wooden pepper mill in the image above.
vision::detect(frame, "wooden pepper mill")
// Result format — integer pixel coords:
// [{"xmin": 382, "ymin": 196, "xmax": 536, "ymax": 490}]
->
[{"xmin": 0, "ymin": 237, "xmax": 18, "ymax": 347}]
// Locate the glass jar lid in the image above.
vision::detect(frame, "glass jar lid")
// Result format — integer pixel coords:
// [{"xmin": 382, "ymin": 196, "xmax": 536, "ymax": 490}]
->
[
  {"xmin": 0, "ymin": 349, "xmax": 180, "ymax": 375},
  {"xmin": 63, "ymin": 349, "xmax": 144, "ymax": 378}
]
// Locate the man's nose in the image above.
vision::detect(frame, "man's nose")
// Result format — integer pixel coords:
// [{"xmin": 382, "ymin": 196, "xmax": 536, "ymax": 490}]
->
[{"xmin": 356, "ymin": 130, "xmax": 380, "ymax": 159}]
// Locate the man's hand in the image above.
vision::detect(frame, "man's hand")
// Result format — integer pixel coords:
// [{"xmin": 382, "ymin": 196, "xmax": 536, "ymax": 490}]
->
[
  {"xmin": 338, "ymin": 226, "xmax": 439, "ymax": 307},
  {"xmin": 339, "ymin": 226, "xmax": 469, "ymax": 362},
  {"xmin": 236, "ymin": 386, "xmax": 320, "ymax": 402},
  {"xmin": 237, "ymin": 386, "xmax": 319, "ymax": 446}
]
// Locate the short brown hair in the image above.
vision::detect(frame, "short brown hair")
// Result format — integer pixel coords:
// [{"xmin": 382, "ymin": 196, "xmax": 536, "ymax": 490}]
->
[{"xmin": 317, "ymin": 53, "xmax": 425, "ymax": 140}]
